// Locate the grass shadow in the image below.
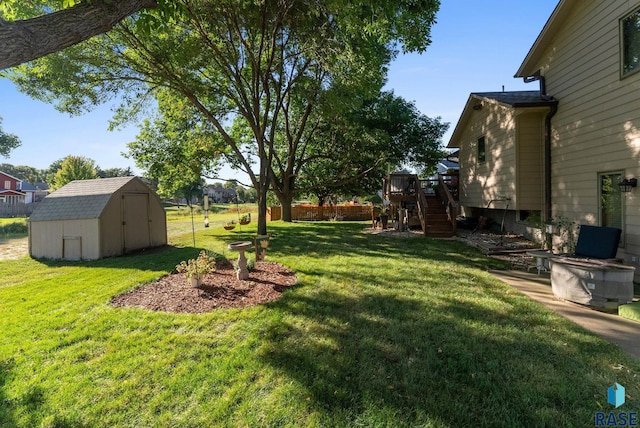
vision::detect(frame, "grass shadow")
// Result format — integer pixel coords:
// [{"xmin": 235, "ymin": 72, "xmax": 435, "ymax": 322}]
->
[
  {"xmin": 268, "ymin": 221, "xmax": 507, "ymax": 271},
  {"xmin": 34, "ymin": 245, "xmax": 208, "ymax": 272},
  {"xmin": 251, "ymin": 221, "xmax": 632, "ymax": 425},
  {"xmin": 259, "ymin": 286, "xmax": 619, "ymax": 426}
]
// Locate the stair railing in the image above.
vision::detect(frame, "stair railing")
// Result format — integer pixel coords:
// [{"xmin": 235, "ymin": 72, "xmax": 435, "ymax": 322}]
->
[
  {"xmin": 415, "ymin": 178, "xmax": 430, "ymax": 236},
  {"xmin": 437, "ymin": 174, "xmax": 458, "ymax": 235}
]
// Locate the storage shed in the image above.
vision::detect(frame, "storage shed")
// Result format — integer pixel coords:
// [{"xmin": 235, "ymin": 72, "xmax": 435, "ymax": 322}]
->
[{"xmin": 29, "ymin": 176, "xmax": 167, "ymax": 260}]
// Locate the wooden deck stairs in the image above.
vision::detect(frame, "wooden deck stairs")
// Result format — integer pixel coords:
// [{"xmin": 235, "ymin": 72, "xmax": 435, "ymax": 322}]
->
[
  {"xmin": 424, "ymin": 194, "xmax": 455, "ymax": 238},
  {"xmin": 385, "ymin": 173, "xmax": 458, "ymax": 239}
]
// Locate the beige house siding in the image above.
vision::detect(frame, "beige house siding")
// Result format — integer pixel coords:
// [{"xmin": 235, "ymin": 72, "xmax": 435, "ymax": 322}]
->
[
  {"xmin": 518, "ymin": 0, "xmax": 640, "ymax": 260},
  {"xmin": 458, "ymin": 101, "xmax": 518, "ymax": 210},
  {"xmin": 515, "ymin": 113, "xmax": 545, "ymax": 210}
]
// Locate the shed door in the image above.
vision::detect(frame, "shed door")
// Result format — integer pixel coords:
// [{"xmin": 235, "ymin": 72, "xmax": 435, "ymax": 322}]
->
[
  {"xmin": 63, "ymin": 236, "xmax": 82, "ymax": 260},
  {"xmin": 123, "ymin": 193, "xmax": 150, "ymax": 252}
]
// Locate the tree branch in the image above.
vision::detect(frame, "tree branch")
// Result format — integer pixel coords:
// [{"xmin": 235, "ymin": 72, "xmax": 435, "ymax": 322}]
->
[{"xmin": 0, "ymin": 0, "xmax": 157, "ymax": 70}]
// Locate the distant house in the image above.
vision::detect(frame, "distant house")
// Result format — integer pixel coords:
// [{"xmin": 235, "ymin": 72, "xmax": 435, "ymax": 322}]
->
[
  {"xmin": 29, "ymin": 177, "xmax": 167, "ymax": 260},
  {"xmin": 448, "ymin": 0, "xmax": 640, "ymax": 266},
  {"xmin": 204, "ymin": 185, "xmax": 237, "ymax": 203},
  {"xmin": 0, "ymin": 171, "xmax": 26, "ymax": 204},
  {"xmin": 0, "ymin": 171, "xmax": 49, "ymax": 205},
  {"xmin": 32, "ymin": 182, "xmax": 50, "ymax": 202},
  {"xmin": 17, "ymin": 182, "xmax": 37, "ymax": 204},
  {"xmin": 434, "ymin": 158, "xmax": 459, "ymax": 176}
]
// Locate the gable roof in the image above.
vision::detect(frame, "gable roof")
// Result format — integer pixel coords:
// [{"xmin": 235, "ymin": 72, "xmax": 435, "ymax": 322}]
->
[
  {"xmin": 438, "ymin": 159, "xmax": 459, "ymax": 170},
  {"xmin": 469, "ymin": 91, "xmax": 554, "ymax": 107},
  {"xmin": 17, "ymin": 182, "xmax": 37, "ymax": 191},
  {"xmin": 34, "ymin": 183, "xmax": 50, "ymax": 191},
  {"xmin": 447, "ymin": 91, "xmax": 558, "ymax": 148},
  {"xmin": 0, "ymin": 190, "xmax": 25, "ymax": 196},
  {"xmin": 515, "ymin": 0, "xmax": 575, "ymax": 77},
  {"xmin": 30, "ymin": 176, "xmax": 137, "ymax": 222},
  {"xmin": 0, "ymin": 171, "xmax": 22, "ymax": 182}
]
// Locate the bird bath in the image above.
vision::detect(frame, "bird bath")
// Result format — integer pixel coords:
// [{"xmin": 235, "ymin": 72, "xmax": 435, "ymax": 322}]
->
[{"xmin": 228, "ymin": 241, "xmax": 253, "ymax": 280}]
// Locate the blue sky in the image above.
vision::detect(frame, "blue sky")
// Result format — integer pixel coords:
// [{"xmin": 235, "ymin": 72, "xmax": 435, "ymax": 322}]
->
[{"xmin": 0, "ymin": 0, "xmax": 558, "ymax": 183}]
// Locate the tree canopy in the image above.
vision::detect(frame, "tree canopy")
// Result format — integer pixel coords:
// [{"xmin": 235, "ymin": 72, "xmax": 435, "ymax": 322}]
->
[
  {"xmin": 292, "ymin": 91, "xmax": 448, "ymax": 206},
  {"xmin": 51, "ymin": 155, "xmax": 98, "ymax": 189},
  {"xmin": 7, "ymin": 0, "xmax": 441, "ymax": 234},
  {"xmin": 0, "ymin": 163, "xmax": 42, "ymax": 184},
  {"xmin": 0, "ymin": 117, "xmax": 21, "ymax": 158},
  {"xmin": 125, "ymin": 89, "xmax": 227, "ymax": 199}
]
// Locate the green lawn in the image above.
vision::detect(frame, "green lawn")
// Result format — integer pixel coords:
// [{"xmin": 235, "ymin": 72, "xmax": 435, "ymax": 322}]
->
[
  {"xmin": 0, "ymin": 218, "xmax": 27, "ymax": 226},
  {"xmin": 1, "ymin": 220, "xmax": 638, "ymax": 427},
  {"xmin": 0, "ymin": 217, "xmax": 28, "ymax": 238}
]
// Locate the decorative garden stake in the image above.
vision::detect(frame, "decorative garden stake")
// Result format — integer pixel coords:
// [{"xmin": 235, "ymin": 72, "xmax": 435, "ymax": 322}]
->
[{"xmin": 254, "ymin": 234, "xmax": 269, "ymax": 260}]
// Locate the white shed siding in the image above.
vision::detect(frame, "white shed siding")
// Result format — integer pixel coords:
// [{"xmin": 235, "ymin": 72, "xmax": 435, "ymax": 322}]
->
[
  {"xmin": 29, "ymin": 221, "xmax": 63, "ymax": 259},
  {"xmin": 29, "ymin": 177, "xmax": 167, "ymax": 260},
  {"xmin": 60, "ymin": 219, "xmax": 101, "ymax": 260},
  {"xmin": 522, "ymin": 0, "xmax": 640, "ymax": 259},
  {"xmin": 29, "ymin": 219, "xmax": 100, "ymax": 260},
  {"xmin": 100, "ymin": 194, "xmax": 123, "ymax": 258}
]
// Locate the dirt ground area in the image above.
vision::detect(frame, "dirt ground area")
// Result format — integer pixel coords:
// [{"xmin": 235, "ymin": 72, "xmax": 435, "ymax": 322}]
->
[{"xmin": 0, "ymin": 237, "xmax": 28, "ymax": 260}]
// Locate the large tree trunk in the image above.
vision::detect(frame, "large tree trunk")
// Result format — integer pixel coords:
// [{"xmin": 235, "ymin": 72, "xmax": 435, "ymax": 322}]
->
[
  {"xmin": 257, "ymin": 188, "xmax": 268, "ymax": 236},
  {"xmin": 256, "ymin": 153, "xmax": 271, "ymax": 236},
  {"xmin": 272, "ymin": 173, "xmax": 295, "ymax": 222},
  {"xmin": 0, "ymin": 0, "xmax": 157, "ymax": 70},
  {"xmin": 280, "ymin": 195, "xmax": 294, "ymax": 222},
  {"xmin": 317, "ymin": 195, "xmax": 326, "ymax": 220}
]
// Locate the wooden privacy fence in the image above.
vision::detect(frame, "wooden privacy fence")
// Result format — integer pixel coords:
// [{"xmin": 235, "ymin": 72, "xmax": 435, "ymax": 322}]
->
[
  {"xmin": 267, "ymin": 204, "xmax": 375, "ymax": 221},
  {"xmin": 0, "ymin": 203, "xmax": 37, "ymax": 217}
]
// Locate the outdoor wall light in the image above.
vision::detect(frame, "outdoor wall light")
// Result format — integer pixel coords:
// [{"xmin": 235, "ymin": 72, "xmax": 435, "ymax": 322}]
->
[{"xmin": 619, "ymin": 177, "xmax": 638, "ymax": 193}]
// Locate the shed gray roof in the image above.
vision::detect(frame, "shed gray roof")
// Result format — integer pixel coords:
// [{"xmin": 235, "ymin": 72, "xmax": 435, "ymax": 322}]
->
[{"xmin": 30, "ymin": 176, "xmax": 137, "ymax": 222}]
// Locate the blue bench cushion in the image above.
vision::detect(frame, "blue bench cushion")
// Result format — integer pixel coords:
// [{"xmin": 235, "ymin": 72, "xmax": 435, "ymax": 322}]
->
[{"xmin": 574, "ymin": 225, "xmax": 621, "ymax": 259}]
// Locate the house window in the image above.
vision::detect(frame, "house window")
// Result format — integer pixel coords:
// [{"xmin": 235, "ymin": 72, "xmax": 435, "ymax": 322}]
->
[
  {"xmin": 477, "ymin": 136, "xmax": 486, "ymax": 163},
  {"xmin": 599, "ymin": 172, "xmax": 624, "ymax": 246},
  {"xmin": 4, "ymin": 180, "xmax": 11, "ymax": 190},
  {"xmin": 622, "ymin": 7, "xmax": 640, "ymax": 77}
]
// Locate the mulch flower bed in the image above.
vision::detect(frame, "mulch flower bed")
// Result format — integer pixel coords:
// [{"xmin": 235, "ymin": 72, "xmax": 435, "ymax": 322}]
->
[{"xmin": 110, "ymin": 261, "xmax": 297, "ymax": 314}]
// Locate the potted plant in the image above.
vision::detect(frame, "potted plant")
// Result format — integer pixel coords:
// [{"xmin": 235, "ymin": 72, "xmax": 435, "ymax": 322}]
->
[
  {"xmin": 224, "ymin": 220, "xmax": 236, "ymax": 230},
  {"xmin": 239, "ymin": 213, "xmax": 251, "ymax": 225},
  {"xmin": 175, "ymin": 250, "xmax": 216, "ymax": 287}
]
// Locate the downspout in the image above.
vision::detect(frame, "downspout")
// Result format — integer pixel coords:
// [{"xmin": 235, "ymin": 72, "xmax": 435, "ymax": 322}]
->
[
  {"xmin": 523, "ymin": 70, "xmax": 558, "ymax": 222},
  {"xmin": 543, "ymin": 102, "xmax": 558, "ymax": 222}
]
